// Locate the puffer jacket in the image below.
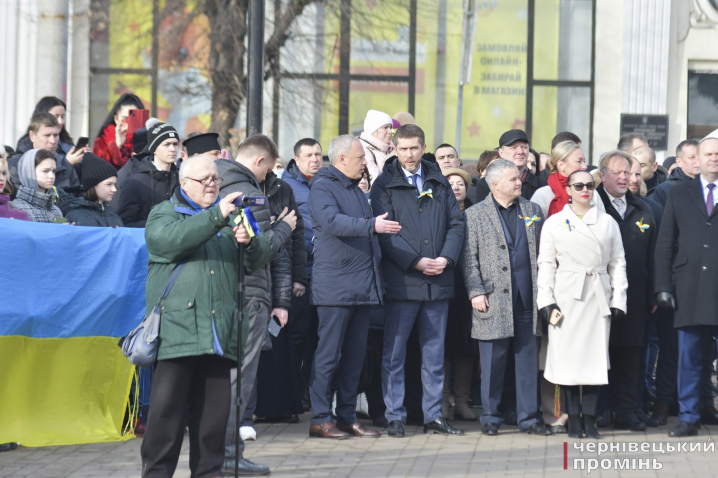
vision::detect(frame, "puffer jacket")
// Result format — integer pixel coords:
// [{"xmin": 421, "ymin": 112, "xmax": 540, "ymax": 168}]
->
[
  {"xmin": 8, "ymin": 137, "xmax": 82, "ymax": 198},
  {"xmin": 217, "ymin": 160, "xmax": 293, "ymax": 310},
  {"xmin": 369, "ymin": 158, "xmax": 465, "ymax": 301},
  {"xmin": 263, "ymin": 171, "xmax": 308, "ymax": 286},
  {"xmin": 59, "ymin": 194, "xmax": 124, "ymax": 227},
  {"xmin": 308, "ymin": 165, "xmax": 383, "ymax": 306},
  {"xmin": 145, "ymin": 191, "xmax": 272, "ymax": 362},
  {"xmin": 116, "ymin": 157, "xmax": 179, "ymax": 227},
  {"xmin": 12, "ymin": 186, "xmax": 63, "ymax": 223},
  {"xmin": 282, "ymin": 159, "xmax": 315, "ymax": 277}
]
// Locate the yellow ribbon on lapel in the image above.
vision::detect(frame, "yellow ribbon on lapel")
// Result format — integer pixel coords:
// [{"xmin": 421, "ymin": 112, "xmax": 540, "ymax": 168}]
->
[
  {"xmin": 417, "ymin": 189, "xmax": 433, "ymax": 199},
  {"xmin": 635, "ymin": 218, "xmax": 650, "ymax": 233},
  {"xmin": 520, "ymin": 215, "xmax": 541, "ymax": 227}
]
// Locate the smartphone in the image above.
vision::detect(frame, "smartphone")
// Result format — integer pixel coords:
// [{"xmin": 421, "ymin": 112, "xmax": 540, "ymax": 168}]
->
[
  {"xmin": 233, "ymin": 196, "xmax": 266, "ymax": 207},
  {"xmin": 549, "ymin": 309, "xmax": 563, "ymax": 326},
  {"xmin": 74, "ymin": 137, "xmax": 89, "ymax": 150},
  {"xmin": 127, "ymin": 109, "xmax": 150, "ymax": 138},
  {"xmin": 268, "ymin": 315, "xmax": 282, "ymax": 337}
]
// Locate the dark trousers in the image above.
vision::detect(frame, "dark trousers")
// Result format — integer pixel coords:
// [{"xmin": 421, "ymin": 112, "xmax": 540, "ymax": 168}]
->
[
  {"xmin": 679, "ymin": 326, "xmax": 718, "ymax": 423},
  {"xmin": 477, "ymin": 306, "xmax": 540, "ymax": 431},
  {"xmin": 382, "ymin": 300, "xmax": 448, "ymax": 424},
  {"xmin": 563, "ymin": 385, "xmax": 600, "ymax": 416},
  {"xmin": 309, "ymin": 305, "xmax": 370, "ymax": 426},
  {"xmin": 141, "ymin": 354, "xmax": 232, "ymax": 478},
  {"xmin": 291, "ymin": 282, "xmax": 319, "ymax": 392},
  {"xmin": 655, "ymin": 309, "xmax": 679, "ymax": 405},
  {"xmin": 607, "ymin": 346, "xmax": 641, "ymax": 421}
]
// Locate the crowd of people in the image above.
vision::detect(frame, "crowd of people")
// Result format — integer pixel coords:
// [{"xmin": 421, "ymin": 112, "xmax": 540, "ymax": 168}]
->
[{"xmin": 3, "ymin": 96, "xmax": 718, "ymax": 478}]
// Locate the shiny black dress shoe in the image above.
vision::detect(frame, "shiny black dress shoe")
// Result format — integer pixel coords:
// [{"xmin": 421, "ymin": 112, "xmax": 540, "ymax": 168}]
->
[
  {"xmin": 614, "ymin": 414, "xmax": 647, "ymax": 432},
  {"xmin": 524, "ymin": 423, "xmax": 552, "ymax": 435},
  {"xmin": 635, "ymin": 409, "xmax": 659, "ymax": 427},
  {"xmin": 651, "ymin": 401, "xmax": 669, "ymax": 426},
  {"xmin": 222, "ymin": 457, "xmax": 271, "ymax": 475},
  {"xmin": 482, "ymin": 423, "xmax": 499, "ymax": 436},
  {"xmin": 549, "ymin": 425, "xmax": 567, "ymax": 434},
  {"xmin": 700, "ymin": 406, "xmax": 718, "ymax": 425},
  {"xmin": 424, "ymin": 417, "xmax": 464, "ymax": 435},
  {"xmin": 388, "ymin": 420, "xmax": 405, "ymax": 437},
  {"xmin": 669, "ymin": 421, "xmax": 699, "ymax": 437}
]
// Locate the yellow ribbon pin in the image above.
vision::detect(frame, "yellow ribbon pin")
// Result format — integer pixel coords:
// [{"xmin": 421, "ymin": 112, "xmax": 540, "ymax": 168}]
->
[
  {"xmin": 521, "ymin": 215, "xmax": 541, "ymax": 227},
  {"xmin": 417, "ymin": 189, "xmax": 433, "ymax": 199},
  {"xmin": 635, "ymin": 218, "xmax": 650, "ymax": 233}
]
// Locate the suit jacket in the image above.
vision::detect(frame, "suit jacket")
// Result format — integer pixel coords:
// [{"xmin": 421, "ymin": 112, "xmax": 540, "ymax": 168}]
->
[
  {"xmin": 597, "ymin": 185, "xmax": 657, "ymax": 347},
  {"xmin": 655, "ymin": 177, "xmax": 718, "ymax": 328},
  {"xmin": 475, "ymin": 169, "xmax": 547, "ymax": 203},
  {"xmin": 460, "ymin": 195, "xmax": 544, "ymax": 341}
]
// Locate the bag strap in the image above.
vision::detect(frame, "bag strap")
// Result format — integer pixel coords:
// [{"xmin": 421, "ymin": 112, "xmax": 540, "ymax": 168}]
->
[{"xmin": 158, "ymin": 261, "xmax": 186, "ymax": 307}]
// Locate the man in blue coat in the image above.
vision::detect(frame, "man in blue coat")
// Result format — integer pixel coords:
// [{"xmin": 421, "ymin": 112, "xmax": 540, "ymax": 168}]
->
[
  {"xmin": 307, "ymin": 135, "xmax": 401, "ymax": 439},
  {"xmin": 370, "ymin": 124, "xmax": 466, "ymax": 437}
]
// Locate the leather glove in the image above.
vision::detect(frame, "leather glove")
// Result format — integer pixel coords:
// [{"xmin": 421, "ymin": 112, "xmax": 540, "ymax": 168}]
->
[
  {"xmin": 539, "ymin": 304, "xmax": 560, "ymax": 327},
  {"xmin": 610, "ymin": 308, "xmax": 625, "ymax": 320},
  {"xmin": 656, "ymin": 292, "xmax": 676, "ymax": 310}
]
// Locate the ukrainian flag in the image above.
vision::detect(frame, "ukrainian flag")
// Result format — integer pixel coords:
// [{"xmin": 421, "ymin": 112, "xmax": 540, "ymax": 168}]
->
[{"xmin": 0, "ymin": 219, "xmax": 148, "ymax": 446}]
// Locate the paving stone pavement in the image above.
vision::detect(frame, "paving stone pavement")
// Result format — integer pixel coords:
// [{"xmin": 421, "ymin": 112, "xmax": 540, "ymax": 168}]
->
[{"xmin": 1, "ymin": 413, "xmax": 717, "ymax": 478}]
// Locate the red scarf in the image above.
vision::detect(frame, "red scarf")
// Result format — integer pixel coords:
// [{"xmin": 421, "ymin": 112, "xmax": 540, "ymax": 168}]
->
[{"xmin": 547, "ymin": 172, "xmax": 569, "ymax": 217}]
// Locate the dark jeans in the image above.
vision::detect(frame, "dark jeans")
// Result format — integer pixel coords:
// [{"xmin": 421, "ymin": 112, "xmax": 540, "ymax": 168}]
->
[
  {"xmin": 141, "ymin": 354, "xmax": 232, "ymax": 478},
  {"xmin": 678, "ymin": 326, "xmax": 718, "ymax": 423}
]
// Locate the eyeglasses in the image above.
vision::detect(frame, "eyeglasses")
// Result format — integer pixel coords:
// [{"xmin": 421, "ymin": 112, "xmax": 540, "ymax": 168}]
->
[
  {"xmin": 185, "ymin": 176, "xmax": 223, "ymax": 186},
  {"xmin": 569, "ymin": 182, "xmax": 596, "ymax": 192}
]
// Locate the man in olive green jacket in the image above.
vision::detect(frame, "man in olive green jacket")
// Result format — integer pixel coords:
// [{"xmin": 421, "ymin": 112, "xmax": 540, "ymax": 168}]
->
[{"xmin": 140, "ymin": 155, "xmax": 271, "ymax": 478}]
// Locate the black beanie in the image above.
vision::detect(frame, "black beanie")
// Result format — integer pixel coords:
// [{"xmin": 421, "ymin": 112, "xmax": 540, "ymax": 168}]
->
[
  {"xmin": 132, "ymin": 127, "xmax": 148, "ymax": 154},
  {"xmin": 81, "ymin": 153, "xmax": 117, "ymax": 191},
  {"xmin": 146, "ymin": 118, "xmax": 179, "ymax": 154}
]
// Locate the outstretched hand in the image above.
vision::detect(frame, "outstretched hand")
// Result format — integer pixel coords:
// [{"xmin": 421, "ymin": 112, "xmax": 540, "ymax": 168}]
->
[{"xmin": 374, "ymin": 213, "xmax": 401, "ymax": 234}]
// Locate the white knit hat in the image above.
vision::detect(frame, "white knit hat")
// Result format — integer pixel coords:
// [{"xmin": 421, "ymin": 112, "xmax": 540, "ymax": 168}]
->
[{"xmin": 363, "ymin": 110, "xmax": 393, "ymax": 135}]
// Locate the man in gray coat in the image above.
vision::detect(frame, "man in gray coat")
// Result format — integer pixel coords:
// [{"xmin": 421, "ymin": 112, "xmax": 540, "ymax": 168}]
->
[
  {"xmin": 460, "ymin": 159, "xmax": 550, "ymax": 436},
  {"xmin": 217, "ymin": 134, "xmax": 296, "ymax": 475}
]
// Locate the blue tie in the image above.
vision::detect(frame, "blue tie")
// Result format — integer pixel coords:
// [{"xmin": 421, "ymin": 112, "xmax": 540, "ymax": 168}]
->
[{"xmin": 411, "ymin": 174, "xmax": 419, "ymax": 189}]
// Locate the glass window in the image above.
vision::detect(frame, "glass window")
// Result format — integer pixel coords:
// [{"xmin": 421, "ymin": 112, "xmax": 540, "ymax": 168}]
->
[{"xmin": 688, "ymin": 70, "xmax": 718, "ymax": 139}]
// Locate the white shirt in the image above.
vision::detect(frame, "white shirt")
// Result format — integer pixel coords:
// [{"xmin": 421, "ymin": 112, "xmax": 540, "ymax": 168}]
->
[
  {"xmin": 699, "ymin": 176, "xmax": 718, "ymax": 206},
  {"xmin": 606, "ymin": 190, "xmax": 627, "ymax": 219},
  {"xmin": 402, "ymin": 164, "xmax": 424, "ymax": 192}
]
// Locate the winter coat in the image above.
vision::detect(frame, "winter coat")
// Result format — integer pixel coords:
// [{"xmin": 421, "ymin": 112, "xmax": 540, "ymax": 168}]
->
[
  {"xmin": 264, "ymin": 171, "xmax": 308, "ymax": 286},
  {"xmin": 12, "ymin": 186, "xmax": 63, "ymax": 223},
  {"xmin": 596, "ymin": 185, "xmax": 657, "ymax": 347},
  {"xmin": 308, "ymin": 165, "xmax": 383, "ymax": 306},
  {"xmin": 216, "ymin": 160, "xmax": 293, "ymax": 310},
  {"xmin": 369, "ymin": 158, "xmax": 465, "ymax": 302},
  {"xmin": 654, "ymin": 177, "xmax": 718, "ymax": 329},
  {"xmin": 116, "ymin": 157, "xmax": 179, "ymax": 228},
  {"xmin": 0, "ymin": 194, "xmax": 29, "ymax": 220},
  {"xmin": 537, "ymin": 204, "xmax": 628, "ymax": 385},
  {"xmin": 94, "ymin": 123, "xmax": 134, "ymax": 171},
  {"xmin": 358, "ymin": 132, "xmax": 394, "ymax": 185},
  {"xmin": 648, "ymin": 167, "xmax": 693, "ymax": 207},
  {"xmin": 110, "ymin": 152, "xmax": 152, "ymax": 212},
  {"xmin": 144, "ymin": 191, "xmax": 272, "ymax": 362},
  {"xmin": 282, "ymin": 159, "xmax": 315, "ymax": 277},
  {"xmin": 475, "ymin": 169, "xmax": 547, "ymax": 203},
  {"xmin": 460, "ymin": 196, "xmax": 544, "ymax": 341},
  {"xmin": 58, "ymin": 194, "xmax": 124, "ymax": 227},
  {"xmin": 8, "ymin": 138, "xmax": 81, "ymax": 197},
  {"xmin": 644, "ymin": 167, "xmax": 667, "ymax": 195}
]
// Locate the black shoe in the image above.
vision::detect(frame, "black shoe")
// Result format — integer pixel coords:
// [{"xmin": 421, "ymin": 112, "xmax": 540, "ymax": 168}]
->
[
  {"xmin": 524, "ymin": 423, "xmax": 552, "ymax": 436},
  {"xmin": 0, "ymin": 443, "xmax": 17, "ymax": 452},
  {"xmin": 614, "ymin": 414, "xmax": 647, "ymax": 432},
  {"xmin": 424, "ymin": 417, "xmax": 464, "ymax": 435},
  {"xmin": 549, "ymin": 425, "xmax": 567, "ymax": 434},
  {"xmin": 583, "ymin": 415, "xmax": 600, "ymax": 439},
  {"xmin": 222, "ymin": 457, "xmax": 271, "ymax": 475},
  {"xmin": 669, "ymin": 421, "xmax": 699, "ymax": 437},
  {"xmin": 700, "ymin": 406, "xmax": 718, "ymax": 425},
  {"xmin": 373, "ymin": 416, "xmax": 389, "ymax": 428},
  {"xmin": 595, "ymin": 409, "xmax": 613, "ymax": 428},
  {"xmin": 503, "ymin": 408, "xmax": 518, "ymax": 426},
  {"xmin": 651, "ymin": 401, "xmax": 669, "ymax": 426},
  {"xmin": 635, "ymin": 409, "xmax": 659, "ymax": 427},
  {"xmin": 568, "ymin": 415, "xmax": 584, "ymax": 439},
  {"xmin": 388, "ymin": 420, "xmax": 405, "ymax": 438},
  {"xmin": 482, "ymin": 423, "xmax": 499, "ymax": 436}
]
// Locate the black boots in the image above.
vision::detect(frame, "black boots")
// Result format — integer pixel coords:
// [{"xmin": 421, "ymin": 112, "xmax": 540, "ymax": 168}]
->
[
  {"xmin": 583, "ymin": 415, "xmax": 600, "ymax": 439},
  {"xmin": 568, "ymin": 415, "xmax": 584, "ymax": 438}
]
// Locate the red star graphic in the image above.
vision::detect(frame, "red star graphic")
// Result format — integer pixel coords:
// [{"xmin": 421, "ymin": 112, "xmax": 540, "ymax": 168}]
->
[{"xmin": 467, "ymin": 121, "xmax": 481, "ymax": 138}]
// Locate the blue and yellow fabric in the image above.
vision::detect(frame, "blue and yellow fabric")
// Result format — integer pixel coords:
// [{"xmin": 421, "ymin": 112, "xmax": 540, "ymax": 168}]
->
[{"xmin": 0, "ymin": 220, "xmax": 148, "ymax": 446}]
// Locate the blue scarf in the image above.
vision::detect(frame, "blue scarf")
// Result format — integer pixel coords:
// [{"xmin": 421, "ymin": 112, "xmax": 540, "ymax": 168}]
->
[{"xmin": 180, "ymin": 188, "xmax": 220, "ymax": 212}]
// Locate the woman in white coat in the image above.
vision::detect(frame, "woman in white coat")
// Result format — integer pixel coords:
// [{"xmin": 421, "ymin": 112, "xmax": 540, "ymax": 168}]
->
[
  {"xmin": 359, "ymin": 110, "xmax": 395, "ymax": 184},
  {"xmin": 537, "ymin": 170, "xmax": 628, "ymax": 439}
]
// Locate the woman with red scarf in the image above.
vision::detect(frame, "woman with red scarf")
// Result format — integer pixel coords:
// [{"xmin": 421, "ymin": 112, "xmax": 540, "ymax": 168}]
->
[
  {"xmin": 530, "ymin": 141, "xmax": 602, "ymax": 217},
  {"xmin": 93, "ymin": 94, "xmax": 145, "ymax": 171}
]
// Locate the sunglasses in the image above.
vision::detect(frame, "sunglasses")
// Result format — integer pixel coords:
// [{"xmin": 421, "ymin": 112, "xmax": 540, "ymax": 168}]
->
[{"xmin": 569, "ymin": 182, "xmax": 596, "ymax": 192}]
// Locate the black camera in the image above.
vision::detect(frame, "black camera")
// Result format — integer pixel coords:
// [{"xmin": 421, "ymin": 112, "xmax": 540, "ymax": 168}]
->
[{"xmin": 233, "ymin": 196, "xmax": 266, "ymax": 207}]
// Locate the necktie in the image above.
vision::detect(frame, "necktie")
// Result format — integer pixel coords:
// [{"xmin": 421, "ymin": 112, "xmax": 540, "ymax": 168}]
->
[
  {"xmin": 411, "ymin": 174, "xmax": 420, "ymax": 189},
  {"xmin": 707, "ymin": 183, "xmax": 715, "ymax": 216},
  {"xmin": 613, "ymin": 198, "xmax": 625, "ymax": 219}
]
